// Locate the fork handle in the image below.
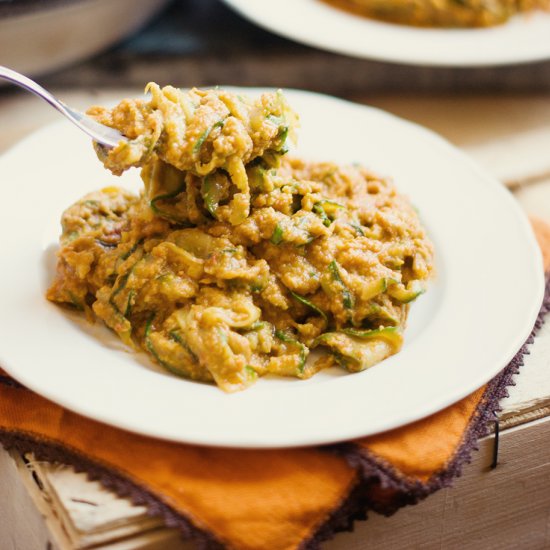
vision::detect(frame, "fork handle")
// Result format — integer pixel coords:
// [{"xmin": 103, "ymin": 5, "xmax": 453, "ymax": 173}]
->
[
  {"xmin": 0, "ymin": 65, "xmax": 70, "ymax": 114},
  {"xmin": 0, "ymin": 66, "xmax": 126, "ymax": 148}
]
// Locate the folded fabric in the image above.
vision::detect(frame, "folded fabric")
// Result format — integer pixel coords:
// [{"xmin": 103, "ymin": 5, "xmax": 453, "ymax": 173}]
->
[{"xmin": 0, "ymin": 219, "xmax": 549, "ymax": 550}]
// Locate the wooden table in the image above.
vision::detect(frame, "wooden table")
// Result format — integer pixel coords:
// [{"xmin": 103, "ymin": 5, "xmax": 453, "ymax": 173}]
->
[{"xmin": 1, "ymin": 89, "xmax": 550, "ymax": 549}]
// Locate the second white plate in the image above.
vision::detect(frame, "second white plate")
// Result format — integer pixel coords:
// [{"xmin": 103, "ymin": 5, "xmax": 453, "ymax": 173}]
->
[
  {"xmin": 0, "ymin": 89, "xmax": 543, "ymax": 447},
  {"xmin": 223, "ymin": 0, "xmax": 550, "ymax": 67}
]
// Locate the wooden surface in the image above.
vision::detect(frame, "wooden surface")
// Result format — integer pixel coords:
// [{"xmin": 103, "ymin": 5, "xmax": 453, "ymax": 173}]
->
[{"xmin": 1, "ymin": 88, "xmax": 550, "ymax": 548}]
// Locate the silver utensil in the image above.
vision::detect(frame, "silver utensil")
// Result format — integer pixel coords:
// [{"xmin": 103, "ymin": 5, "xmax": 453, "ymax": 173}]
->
[{"xmin": 0, "ymin": 66, "xmax": 127, "ymax": 149}]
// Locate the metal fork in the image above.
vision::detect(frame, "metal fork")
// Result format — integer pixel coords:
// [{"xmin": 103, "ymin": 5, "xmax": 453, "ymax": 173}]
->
[{"xmin": 0, "ymin": 66, "xmax": 128, "ymax": 149}]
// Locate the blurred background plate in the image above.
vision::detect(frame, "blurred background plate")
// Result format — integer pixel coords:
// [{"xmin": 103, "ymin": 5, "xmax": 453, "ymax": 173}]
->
[
  {"xmin": 222, "ymin": 0, "xmax": 550, "ymax": 67},
  {"xmin": 0, "ymin": 0, "xmax": 171, "ymax": 78}
]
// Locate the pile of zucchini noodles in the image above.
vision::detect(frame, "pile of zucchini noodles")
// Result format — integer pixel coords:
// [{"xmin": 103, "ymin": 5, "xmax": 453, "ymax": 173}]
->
[{"xmin": 47, "ymin": 85, "xmax": 434, "ymax": 392}]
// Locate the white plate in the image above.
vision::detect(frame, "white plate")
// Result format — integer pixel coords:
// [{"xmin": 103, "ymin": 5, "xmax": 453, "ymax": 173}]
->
[
  {"xmin": 0, "ymin": 89, "xmax": 543, "ymax": 448},
  {"xmin": 222, "ymin": 0, "xmax": 550, "ymax": 67}
]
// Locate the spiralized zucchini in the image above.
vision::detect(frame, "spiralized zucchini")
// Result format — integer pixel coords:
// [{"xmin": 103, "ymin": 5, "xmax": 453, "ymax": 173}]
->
[{"xmin": 48, "ymin": 86, "xmax": 434, "ymax": 392}]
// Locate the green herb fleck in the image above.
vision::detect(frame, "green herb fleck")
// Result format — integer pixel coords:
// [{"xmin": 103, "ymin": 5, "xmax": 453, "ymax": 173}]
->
[
  {"xmin": 275, "ymin": 329, "xmax": 308, "ymax": 374},
  {"xmin": 193, "ymin": 120, "xmax": 225, "ymax": 155},
  {"xmin": 270, "ymin": 223, "xmax": 284, "ymax": 245},
  {"xmin": 328, "ymin": 260, "xmax": 354, "ymax": 309},
  {"xmin": 290, "ymin": 291, "xmax": 328, "ymax": 321}
]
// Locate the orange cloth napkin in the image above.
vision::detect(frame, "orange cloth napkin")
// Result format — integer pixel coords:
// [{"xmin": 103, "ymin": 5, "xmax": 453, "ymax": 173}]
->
[{"xmin": 1, "ymin": 220, "xmax": 549, "ymax": 550}]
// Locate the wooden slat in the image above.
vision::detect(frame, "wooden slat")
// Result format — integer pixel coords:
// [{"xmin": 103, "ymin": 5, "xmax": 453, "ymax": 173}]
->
[{"xmin": 26, "ymin": 454, "xmax": 164, "ymax": 548}]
